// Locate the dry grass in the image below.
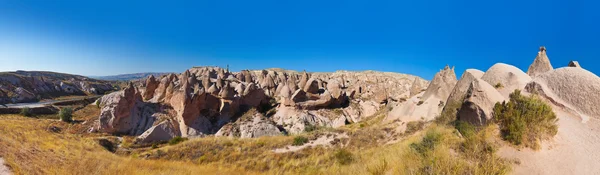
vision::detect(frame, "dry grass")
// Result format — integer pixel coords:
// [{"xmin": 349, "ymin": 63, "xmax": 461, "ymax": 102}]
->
[
  {"xmin": 0, "ymin": 114, "xmax": 251, "ymax": 175},
  {"xmin": 0, "ymin": 103, "xmax": 511, "ymax": 175}
]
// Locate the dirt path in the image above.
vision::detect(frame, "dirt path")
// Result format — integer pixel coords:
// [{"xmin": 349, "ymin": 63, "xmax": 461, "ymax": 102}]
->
[
  {"xmin": 498, "ymin": 107, "xmax": 600, "ymax": 174},
  {"xmin": 0, "ymin": 157, "xmax": 12, "ymax": 175},
  {"xmin": 273, "ymin": 133, "xmax": 348, "ymax": 153}
]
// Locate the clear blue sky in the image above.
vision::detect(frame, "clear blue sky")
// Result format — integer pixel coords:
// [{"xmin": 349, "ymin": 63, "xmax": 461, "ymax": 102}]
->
[{"xmin": 0, "ymin": 0, "xmax": 598, "ymax": 80}]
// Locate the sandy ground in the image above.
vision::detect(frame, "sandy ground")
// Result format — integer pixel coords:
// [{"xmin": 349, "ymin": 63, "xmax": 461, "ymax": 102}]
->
[
  {"xmin": 498, "ymin": 107, "xmax": 600, "ymax": 175},
  {"xmin": 273, "ymin": 133, "xmax": 348, "ymax": 153},
  {"xmin": 0, "ymin": 157, "xmax": 11, "ymax": 175}
]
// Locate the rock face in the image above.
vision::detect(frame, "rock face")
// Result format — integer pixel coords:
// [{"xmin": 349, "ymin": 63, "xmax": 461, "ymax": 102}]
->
[
  {"xmin": 98, "ymin": 83, "xmax": 158, "ymax": 135},
  {"xmin": 386, "ymin": 65, "xmax": 457, "ymax": 124},
  {"xmin": 215, "ymin": 112, "xmax": 282, "ymax": 138},
  {"xmin": 136, "ymin": 120, "xmax": 179, "ymax": 144},
  {"xmin": 0, "ymin": 71, "xmax": 114, "ymax": 104},
  {"xmin": 95, "ymin": 66, "xmax": 427, "ymax": 141},
  {"xmin": 526, "ymin": 67, "xmax": 600, "ymax": 122},
  {"xmin": 568, "ymin": 61, "xmax": 581, "ymax": 68},
  {"xmin": 446, "ymin": 69, "xmax": 485, "ymax": 105},
  {"xmin": 526, "ymin": 46, "xmax": 554, "ymax": 77},
  {"xmin": 457, "ymin": 78, "xmax": 505, "ymax": 126},
  {"xmin": 481, "ymin": 63, "xmax": 532, "ymax": 98},
  {"xmin": 422, "ymin": 65, "xmax": 458, "ymax": 101}
]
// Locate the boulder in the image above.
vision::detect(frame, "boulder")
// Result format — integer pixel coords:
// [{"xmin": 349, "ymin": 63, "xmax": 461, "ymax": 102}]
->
[
  {"xmin": 527, "ymin": 46, "xmax": 554, "ymax": 77},
  {"xmin": 525, "ymin": 67, "xmax": 600, "ymax": 122},
  {"xmin": 457, "ymin": 78, "xmax": 505, "ymax": 126},
  {"xmin": 98, "ymin": 83, "xmax": 157, "ymax": 135},
  {"xmin": 135, "ymin": 120, "xmax": 179, "ymax": 143},
  {"xmin": 481, "ymin": 63, "xmax": 532, "ymax": 99},
  {"xmin": 215, "ymin": 112, "xmax": 282, "ymax": 138},
  {"xmin": 303, "ymin": 78, "xmax": 320, "ymax": 94},
  {"xmin": 421, "ymin": 65, "xmax": 457, "ymax": 101},
  {"xmin": 445, "ymin": 69, "xmax": 485, "ymax": 105},
  {"xmin": 568, "ymin": 61, "xmax": 581, "ymax": 68}
]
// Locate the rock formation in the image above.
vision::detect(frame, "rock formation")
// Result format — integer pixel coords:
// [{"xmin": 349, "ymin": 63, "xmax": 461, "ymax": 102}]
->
[
  {"xmin": 457, "ymin": 78, "xmax": 505, "ymax": 126},
  {"xmin": 568, "ymin": 61, "xmax": 581, "ymax": 68},
  {"xmin": 481, "ymin": 63, "xmax": 532, "ymax": 99},
  {"xmin": 526, "ymin": 46, "xmax": 554, "ymax": 77},
  {"xmin": 526, "ymin": 67, "xmax": 600, "ymax": 122}
]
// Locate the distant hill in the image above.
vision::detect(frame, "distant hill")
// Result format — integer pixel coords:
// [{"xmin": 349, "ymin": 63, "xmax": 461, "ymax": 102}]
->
[{"xmin": 91, "ymin": 72, "xmax": 172, "ymax": 81}]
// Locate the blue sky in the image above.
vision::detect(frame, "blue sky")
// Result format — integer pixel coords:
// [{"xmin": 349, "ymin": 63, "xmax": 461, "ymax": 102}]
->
[{"xmin": 0, "ymin": 0, "xmax": 597, "ymax": 80}]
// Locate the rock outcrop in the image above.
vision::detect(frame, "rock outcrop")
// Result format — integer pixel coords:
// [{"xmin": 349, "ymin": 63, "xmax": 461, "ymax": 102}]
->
[
  {"xmin": 526, "ymin": 46, "xmax": 554, "ymax": 77},
  {"xmin": 481, "ymin": 63, "xmax": 532, "ymax": 98},
  {"xmin": 0, "ymin": 71, "xmax": 114, "ymax": 104},
  {"xmin": 216, "ymin": 112, "xmax": 282, "ymax": 138},
  {"xmin": 457, "ymin": 78, "xmax": 505, "ymax": 126},
  {"xmin": 526, "ymin": 67, "xmax": 600, "ymax": 122},
  {"xmin": 135, "ymin": 120, "xmax": 179, "ymax": 144},
  {"xmin": 445, "ymin": 69, "xmax": 485, "ymax": 105},
  {"xmin": 386, "ymin": 65, "xmax": 457, "ymax": 124},
  {"xmin": 98, "ymin": 83, "xmax": 158, "ymax": 135},
  {"xmin": 568, "ymin": 61, "xmax": 581, "ymax": 68}
]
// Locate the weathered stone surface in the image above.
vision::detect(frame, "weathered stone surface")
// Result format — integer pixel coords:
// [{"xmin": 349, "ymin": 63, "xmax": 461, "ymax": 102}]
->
[
  {"xmin": 568, "ymin": 61, "xmax": 581, "ymax": 68},
  {"xmin": 481, "ymin": 63, "xmax": 532, "ymax": 99},
  {"xmin": 457, "ymin": 78, "xmax": 505, "ymax": 126},
  {"xmin": 527, "ymin": 46, "xmax": 554, "ymax": 77},
  {"xmin": 215, "ymin": 112, "xmax": 282, "ymax": 138},
  {"xmin": 136, "ymin": 120, "xmax": 179, "ymax": 143},
  {"xmin": 98, "ymin": 83, "xmax": 158, "ymax": 135},
  {"xmin": 143, "ymin": 75, "xmax": 159, "ymax": 101}
]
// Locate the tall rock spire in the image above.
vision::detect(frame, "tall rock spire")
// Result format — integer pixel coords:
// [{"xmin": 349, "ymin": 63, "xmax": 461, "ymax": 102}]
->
[{"xmin": 526, "ymin": 46, "xmax": 554, "ymax": 77}]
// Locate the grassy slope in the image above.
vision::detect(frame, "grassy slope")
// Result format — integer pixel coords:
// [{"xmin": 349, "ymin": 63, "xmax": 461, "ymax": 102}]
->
[{"xmin": 0, "ymin": 104, "xmax": 512, "ymax": 175}]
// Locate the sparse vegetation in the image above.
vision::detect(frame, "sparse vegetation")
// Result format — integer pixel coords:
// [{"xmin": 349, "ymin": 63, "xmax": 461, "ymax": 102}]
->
[
  {"xmin": 494, "ymin": 82, "xmax": 504, "ymax": 89},
  {"xmin": 333, "ymin": 149, "xmax": 354, "ymax": 165},
  {"xmin": 417, "ymin": 100, "xmax": 424, "ymax": 106},
  {"xmin": 405, "ymin": 121, "xmax": 425, "ymax": 135},
  {"xmin": 292, "ymin": 136, "xmax": 309, "ymax": 146},
  {"xmin": 493, "ymin": 90, "xmax": 558, "ymax": 149},
  {"xmin": 168, "ymin": 136, "xmax": 188, "ymax": 145},
  {"xmin": 58, "ymin": 107, "xmax": 73, "ymax": 122},
  {"xmin": 20, "ymin": 107, "xmax": 33, "ymax": 117},
  {"xmin": 436, "ymin": 101, "xmax": 462, "ymax": 124}
]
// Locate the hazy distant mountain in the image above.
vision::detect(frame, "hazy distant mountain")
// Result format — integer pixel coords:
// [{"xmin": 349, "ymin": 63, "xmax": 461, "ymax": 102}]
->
[{"xmin": 91, "ymin": 72, "xmax": 172, "ymax": 81}]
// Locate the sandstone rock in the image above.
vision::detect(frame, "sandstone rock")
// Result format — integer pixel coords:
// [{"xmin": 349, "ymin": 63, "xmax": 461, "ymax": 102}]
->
[
  {"xmin": 527, "ymin": 46, "xmax": 554, "ymax": 77},
  {"xmin": 215, "ymin": 112, "xmax": 281, "ymax": 138},
  {"xmin": 303, "ymin": 78, "xmax": 320, "ymax": 94},
  {"xmin": 409, "ymin": 77, "xmax": 425, "ymax": 97},
  {"xmin": 445, "ymin": 69, "xmax": 485, "ymax": 105},
  {"xmin": 422, "ymin": 65, "xmax": 457, "ymax": 101},
  {"xmin": 98, "ymin": 83, "xmax": 157, "ymax": 135},
  {"xmin": 298, "ymin": 70, "xmax": 309, "ymax": 90},
  {"xmin": 143, "ymin": 75, "xmax": 159, "ymax": 101},
  {"xmin": 481, "ymin": 63, "xmax": 532, "ymax": 99},
  {"xmin": 568, "ymin": 61, "xmax": 581, "ymax": 68},
  {"xmin": 272, "ymin": 107, "xmax": 345, "ymax": 134},
  {"xmin": 457, "ymin": 78, "xmax": 505, "ymax": 126},
  {"xmin": 136, "ymin": 120, "xmax": 179, "ymax": 143},
  {"xmin": 526, "ymin": 67, "xmax": 600, "ymax": 122}
]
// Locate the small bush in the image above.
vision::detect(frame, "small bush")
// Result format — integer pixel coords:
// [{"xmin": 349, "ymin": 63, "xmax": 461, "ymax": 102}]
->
[
  {"xmin": 435, "ymin": 101, "xmax": 462, "ymax": 124},
  {"xmin": 333, "ymin": 149, "xmax": 354, "ymax": 165},
  {"xmin": 405, "ymin": 121, "xmax": 425, "ymax": 135},
  {"xmin": 292, "ymin": 136, "xmax": 309, "ymax": 146},
  {"xmin": 455, "ymin": 121, "xmax": 476, "ymax": 138},
  {"xmin": 168, "ymin": 136, "xmax": 188, "ymax": 145},
  {"xmin": 493, "ymin": 90, "xmax": 558, "ymax": 149},
  {"xmin": 410, "ymin": 129, "xmax": 443, "ymax": 155},
  {"xmin": 494, "ymin": 83, "xmax": 504, "ymax": 89},
  {"xmin": 20, "ymin": 107, "xmax": 33, "ymax": 117},
  {"xmin": 58, "ymin": 107, "xmax": 73, "ymax": 122},
  {"xmin": 95, "ymin": 99, "xmax": 101, "ymax": 108},
  {"xmin": 304, "ymin": 125, "xmax": 318, "ymax": 132},
  {"xmin": 151, "ymin": 143, "xmax": 159, "ymax": 149},
  {"xmin": 417, "ymin": 101, "xmax": 424, "ymax": 106}
]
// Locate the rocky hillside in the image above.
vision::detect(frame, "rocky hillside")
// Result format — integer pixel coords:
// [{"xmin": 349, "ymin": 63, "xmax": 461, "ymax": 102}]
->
[
  {"xmin": 91, "ymin": 72, "xmax": 172, "ymax": 81},
  {"xmin": 0, "ymin": 71, "xmax": 114, "ymax": 104},
  {"xmin": 92, "ymin": 67, "xmax": 427, "ymax": 143}
]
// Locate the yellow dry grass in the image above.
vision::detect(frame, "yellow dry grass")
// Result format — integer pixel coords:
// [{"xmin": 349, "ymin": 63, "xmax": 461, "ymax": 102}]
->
[{"xmin": 0, "ymin": 114, "xmax": 253, "ymax": 175}]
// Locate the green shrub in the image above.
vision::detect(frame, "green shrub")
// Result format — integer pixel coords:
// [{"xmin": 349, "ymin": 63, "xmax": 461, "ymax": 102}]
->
[
  {"xmin": 405, "ymin": 121, "xmax": 425, "ymax": 135},
  {"xmin": 333, "ymin": 149, "xmax": 354, "ymax": 165},
  {"xmin": 168, "ymin": 136, "xmax": 188, "ymax": 145},
  {"xmin": 292, "ymin": 136, "xmax": 309, "ymax": 146},
  {"xmin": 20, "ymin": 107, "xmax": 33, "ymax": 117},
  {"xmin": 494, "ymin": 83, "xmax": 504, "ymax": 89},
  {"xmin": 410, "ymin": 129, "xmax": 442, "ymax": 155},
  {"xmin": 151, "ymin": 143, "xmax": 159, "ymax": 149},
  {"xmin": 58, "ymin": 107, "xmax": 73, "ymax": 122},
  {"xmin": 455, "ymin": 121, "xmax": 476, "ymax": 138},
  {"xmin": 493, "ymin": 90, "xmax": 558, "ymax": 149},
  {"xmin": 435, "ymin": 101, "xmax": 462, "ymax": 124},
  {"xmin": 417, "ymin": 101, "xmax": 424, "ymax": 106},
  {"xmin": 304, "ymin": 125, "xmax": 318, "ymax": 132}
]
